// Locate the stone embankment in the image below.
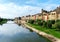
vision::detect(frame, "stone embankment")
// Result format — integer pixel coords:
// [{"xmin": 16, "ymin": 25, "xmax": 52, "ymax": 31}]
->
[{"xmin": 24, "ymin": 24, "xmax": 60, "ymax": 42}]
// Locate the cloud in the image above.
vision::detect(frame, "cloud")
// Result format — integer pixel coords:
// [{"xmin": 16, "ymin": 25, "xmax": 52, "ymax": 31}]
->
[
  {"xmin": 25, "ymin": 0, "xmax": 60, "ymax": 11},
  {"xmin": 0, "ymin": 3, "xmax": 41, "ymax": 18},
  {"xmin": 0, "ymin": 0, "xmax": 60, "ymax": 18}
]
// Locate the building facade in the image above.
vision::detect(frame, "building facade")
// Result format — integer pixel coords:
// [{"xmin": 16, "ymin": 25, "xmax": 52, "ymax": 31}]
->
[{"xmin": 15, "ymin": 6, "xmax": 60, "ymax": 22}]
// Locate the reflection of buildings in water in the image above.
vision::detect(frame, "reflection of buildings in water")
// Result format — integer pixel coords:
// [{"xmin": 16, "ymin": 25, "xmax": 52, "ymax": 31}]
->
[
  {"xmin": 18, "ymin": 24, "xmax": 21, "ymax": 26},
  {"xmin": 20, "ymin": 24, "xmax": 33, "ymax": 32},
  {"xmin": 28, "ymin": 28, "xmax": 33, "ymax": 32}
]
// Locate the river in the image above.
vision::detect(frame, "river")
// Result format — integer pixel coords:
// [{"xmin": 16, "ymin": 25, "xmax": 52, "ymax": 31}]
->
[{"xmin": 0, "ymin": 21, "xmax": 51, "ymax": 42}]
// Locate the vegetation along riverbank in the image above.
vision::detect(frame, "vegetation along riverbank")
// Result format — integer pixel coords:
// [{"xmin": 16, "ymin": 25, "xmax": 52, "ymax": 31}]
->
[
  {"xmin": 24, "ymin": 20, "xmax": 60, "ymax": 42},
  {"xmin": 14, "ymin": 6, "xmax": 60, "ymax": 42},
  {"xmin": 0, "ymin": 18, "xmax": 7, "ymax": 25},
  {"xmin": 27, "ymin": 20, "xmax": 60, "ymax": 38}
]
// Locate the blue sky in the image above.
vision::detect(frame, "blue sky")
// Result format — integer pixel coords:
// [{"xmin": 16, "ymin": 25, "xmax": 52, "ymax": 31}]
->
[{"xmin": 0, "ymin": 0, "xmax": 60, "ymax": 19}]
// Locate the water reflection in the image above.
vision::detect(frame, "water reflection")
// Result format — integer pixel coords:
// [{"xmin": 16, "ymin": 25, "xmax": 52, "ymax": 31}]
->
[
  {"xmin": 27, "ymin": 28, "xmax": 33, "ymax": 32},
  {"xmin": 0, "ymin": 21, "xmax": 50, "ymax": 42},
  {"xmin": 18, "ymin": 24, "xmax": 21, "ymax": 26},
  {"xmin": 0, "ymin": 24, "xmax": 30, "ymax": 36}
]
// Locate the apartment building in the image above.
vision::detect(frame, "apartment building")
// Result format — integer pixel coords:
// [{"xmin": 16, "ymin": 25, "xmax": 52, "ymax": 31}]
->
[
  {"xmin": 25, "ymin": 15, "xmax": 31, "ymax": 22},
  {"xmin": 42, "ymin": 6, "xmax": 60, "ymax": 21},
  {"xmin": 35, "ymin": 13, "xmax": 42, "ymax": 20},
  {"xmin": 15, "ymin": 6, "xmax": 60, "ymax": 22},
  {"xmin": 21, "ymin": 16, "xmax": 26, "ymax": 21},
  {"xmin": 42, "ymin": 9, "xmax": 49, "ymax": 21}
]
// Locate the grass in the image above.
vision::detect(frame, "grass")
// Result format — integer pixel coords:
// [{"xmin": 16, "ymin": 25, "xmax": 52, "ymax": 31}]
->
[{"xmin": 27, "ymin": 23, "xmax": 60, "ymax": 39}]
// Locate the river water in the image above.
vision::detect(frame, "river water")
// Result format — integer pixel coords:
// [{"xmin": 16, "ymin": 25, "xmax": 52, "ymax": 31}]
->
[{"xmin": 0, "ymin": 21, "xmax": 50, "ymax": 42}]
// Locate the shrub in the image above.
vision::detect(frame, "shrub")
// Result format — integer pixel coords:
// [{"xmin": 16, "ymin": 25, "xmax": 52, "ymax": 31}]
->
[
  {"xmin": 47, "ymin": 20, "xmax": 52, "ymax": 28},
  {"xmin": 47, "ymin": 20, "xmax": 55, "ymax": 24},
  {"xmin": 56, "ymin": 20, "xmax": 60, "ymax": 22},
  {"xmin": 38, "ymin": 20, "xmax": 43, "ymax": 26},
  {"xmin": 43, "ymin": 21, "xmax": 47, "ymax": 27},
  {"xmin": 33, "ymin": 19, "xmax": 41, "ymax": 25},
  {"xmin": 28, "ymin": 20, "xmax": 35, "ymax": 24},
  {"xmin": 51, "ymin": 20, "xmax": 55, "ymax": 24},
  {"xmin": 53, "ymin": 22, "xmax": 60, "ymax": 30}
]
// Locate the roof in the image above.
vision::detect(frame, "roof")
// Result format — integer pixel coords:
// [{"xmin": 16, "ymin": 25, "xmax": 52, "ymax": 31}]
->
[
  {"xmin": 42, "ymin": 9, "xmax": 49, "ymax": 13},
  {"xmin": 53, "ymin": 6, "xmax": 60, "ymax": 14}
]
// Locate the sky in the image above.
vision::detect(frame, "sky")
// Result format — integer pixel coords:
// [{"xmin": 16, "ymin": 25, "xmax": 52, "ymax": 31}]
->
[{"xmin": 0, "ymin": 0, "xmax": 60, "ymax": 19}]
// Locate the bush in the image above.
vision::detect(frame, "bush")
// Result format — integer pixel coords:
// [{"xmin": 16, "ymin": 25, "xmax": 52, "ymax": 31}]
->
[
  {"xmin": 48, "ymin": 20, "xmax": 55, "ymax": 24},
  {"xmin": 28, "ymin": 20, "xmax": 35, "ymax": 24},
  {"xmin": 54, "ymin": 22, "xmax": 60, "ymax": 30},
  {"xmin": 51, "ymin": 20, "xmax": 55, "ymax": 24},
  {"xmin": 56, "ymin": 20, "xmax": 60, "ymax": 22},
  {"xmin": 47, "ymin": 20, "xmax": 52, "ymax": 28},
  {"xmin": 43, "ymin": 21, "xmax": 47, "ymax": 27},
  {"xmin": 32, "ymin": 19, "xmax": 41, "ymax": 25},
  {"xmin": 38, "ymin": 20, "xmax": 43, "ymax": 26}
]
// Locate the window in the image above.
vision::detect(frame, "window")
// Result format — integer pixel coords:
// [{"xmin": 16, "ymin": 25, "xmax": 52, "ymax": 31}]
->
[{"xmin": 52, "ymin": 13, "xmax": 55, "ymax": 15}]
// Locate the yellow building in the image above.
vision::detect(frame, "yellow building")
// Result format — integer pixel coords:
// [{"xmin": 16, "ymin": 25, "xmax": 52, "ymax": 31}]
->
[
  {"xmin": 48, "ymin": 11, "xmax": 57, "ymax": 21},
  {"xmin": 58, "ymin": 14, "xmax": 60, "ymax": 20},
  {"xmin": 38, "ymin": 13, "xmax": 42, "ymax": 20},
  {"xmin": 15, "ymin": 6, "xmax": 60, "ymax": 23},
  {"xmin": 42, "ymin": 9, "xmax": 49, "ymax": 21},
  {"xmin": 35, "ymin": 13, "xmax": 42, "ymax": 20},
  {"xmin": 30, "ymin": 13, "xmax": 42, "ymax": 20},
  {"xmin": 25, "ymin": 15, "xmax": 31, "ymax": 22},
  {"xmin": 34, "ymin": 13, "xmax": 42, "ymax": 20},
  {"xmin": 55, "ymin": 7, "xmax": 60, "ymax": 20},
  {"xmin": 21, "ymin": 16, "xmax": 26, "ymax": 21},
  {"xmin": 31, "ymin": 15, "xmax": 36, "ymax": 20},
  {"xmin": 41, "ymin": 6, "xmax": 60, "ymax": 21}
]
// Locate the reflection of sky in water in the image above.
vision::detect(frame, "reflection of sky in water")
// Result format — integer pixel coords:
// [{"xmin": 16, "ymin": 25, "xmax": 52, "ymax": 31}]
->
[
  {"xmin": 0, "ymin": 21, "xmax": 30, "ymax": 36},
  {"xmin": 0, "ymin": 21, "xmax": 50, "ymax": 42}
]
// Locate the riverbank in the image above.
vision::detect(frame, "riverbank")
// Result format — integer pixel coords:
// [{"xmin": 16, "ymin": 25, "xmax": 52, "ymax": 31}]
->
[
  {"xmin": 24, "ymin": 23, "xmax": 60, "ymax": 42},
  {"xmin": 0, "ymin": 19, "xmax": 7, "ymax": 25}
]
